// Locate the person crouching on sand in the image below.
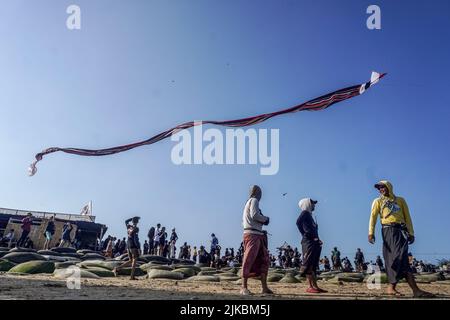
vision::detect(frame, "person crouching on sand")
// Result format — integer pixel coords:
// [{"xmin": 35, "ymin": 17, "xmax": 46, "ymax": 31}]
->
[
  {"xmin": 114, "ymin": 216, "xmax": 141, "ymax": 280},
  {"xmin": 297, "ymin": 198, "xmax": 327, "ymax": 294},
  {"xmin": 369, "ymin": 180, "xmax": 434, "ymax": 298},
  {"xmin": 240, "ymin": 185, "xmax": 272, "ymax": 295}
]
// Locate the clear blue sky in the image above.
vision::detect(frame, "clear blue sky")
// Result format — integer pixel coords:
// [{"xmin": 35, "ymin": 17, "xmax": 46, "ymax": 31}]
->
[{"xmin": 1, "ymin": 0, "xmax": 449, "ymax": 263}]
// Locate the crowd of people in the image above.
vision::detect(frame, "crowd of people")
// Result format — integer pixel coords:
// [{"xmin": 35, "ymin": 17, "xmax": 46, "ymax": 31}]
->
[
  {"xmin": 0, "ymin": 207, "xmax": 442, "ymax": 281},
  {"xmin": 0, "ymin": 180, "xmax": 440, "ymax": 297},
  {"xmin": 100, "ymin": 225, "xmax": 246, "ymax": 269}
]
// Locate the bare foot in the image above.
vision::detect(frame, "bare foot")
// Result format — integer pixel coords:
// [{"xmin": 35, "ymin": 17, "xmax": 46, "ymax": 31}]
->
[
  {"xmin": 386, "ymin": 289, "xmax": 403, "ymax": 296},
  {"xmin": 240, "ymin": 288, "xmax": 253, "ymax": 296}
]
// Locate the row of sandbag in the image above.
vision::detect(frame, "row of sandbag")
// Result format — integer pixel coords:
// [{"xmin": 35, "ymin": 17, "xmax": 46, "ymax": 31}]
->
[
  {"xmin": 0, "ymin": 247, "xmax": 240, "ymax": 268},
  {"xmin": 0, "ymin": 246, "xmax": 106, "ymax": 263},
  {"xmin": 4, "ymin": 251, "xmax": 446, "ymax": 285},
  {"xmin": 0, "ymin": 246, "xmax": 190, "ymax": 265},
  {"xmin": 0, "ymin": 247, "xmax": 227, "ymax": 281},
  {"xmin": 317, "ymin": 270, "xmax": 450, "ymax": 284}
]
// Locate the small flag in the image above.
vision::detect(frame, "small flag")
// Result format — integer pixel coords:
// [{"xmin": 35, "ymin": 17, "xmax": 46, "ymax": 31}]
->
[{"xmin": 80, "ymin": 201, "xmax": 92, "ymax": 215}]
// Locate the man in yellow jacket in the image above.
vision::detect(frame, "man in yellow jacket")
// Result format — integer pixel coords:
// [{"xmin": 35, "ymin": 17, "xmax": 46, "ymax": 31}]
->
[{"xmin": 368, "ymin": 180, "xmax": 434, "ymax": 297}]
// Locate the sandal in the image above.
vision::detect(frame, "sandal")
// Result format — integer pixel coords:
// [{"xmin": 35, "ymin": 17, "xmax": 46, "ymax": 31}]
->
[
  {"xmin": 414, "ymin": 291, "xmax": 435, "ymax": 298},
  {"xmin": 306, "ymin": 287, "xmax": 321, "ymax": 294}
]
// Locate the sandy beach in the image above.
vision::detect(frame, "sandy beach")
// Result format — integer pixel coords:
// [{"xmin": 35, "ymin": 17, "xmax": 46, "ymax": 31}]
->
[{"xmin": 1, "ymin": 273, "xmax": 450, "ymax": 300}]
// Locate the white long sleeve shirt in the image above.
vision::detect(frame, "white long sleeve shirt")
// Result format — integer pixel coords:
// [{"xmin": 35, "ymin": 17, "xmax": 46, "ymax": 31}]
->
[{"xmin": 242, "ymin": 197, "xmax": 268, "ymax": 235}]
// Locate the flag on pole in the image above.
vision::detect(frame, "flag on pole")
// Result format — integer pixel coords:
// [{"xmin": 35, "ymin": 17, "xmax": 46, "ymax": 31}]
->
[{"xmin": 80, "ymin": 201, "xmax": 92, "ymax": 216}]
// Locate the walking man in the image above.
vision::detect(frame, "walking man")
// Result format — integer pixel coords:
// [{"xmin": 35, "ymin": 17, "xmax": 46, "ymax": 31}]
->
[
  {"xmin": 240, "ymin": 185, "xmax": 272, "ymax": 295},
  {"xmin": 369, "ymin": 180, "xmax": 434, "ymax": 297}
]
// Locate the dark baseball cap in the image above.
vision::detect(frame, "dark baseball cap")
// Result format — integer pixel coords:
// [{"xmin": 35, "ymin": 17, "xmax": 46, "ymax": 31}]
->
[{"xmin": 374, "ymin": 182, "xmax": 386, "ymax": 189}]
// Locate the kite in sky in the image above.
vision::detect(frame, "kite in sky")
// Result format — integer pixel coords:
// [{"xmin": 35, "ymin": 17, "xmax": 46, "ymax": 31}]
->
[{"xmin": 28, "ymin": 71, "xmax": 386, "ymax": 176}]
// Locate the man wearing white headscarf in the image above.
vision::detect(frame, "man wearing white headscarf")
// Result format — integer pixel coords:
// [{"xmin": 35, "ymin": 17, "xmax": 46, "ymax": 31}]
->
[{"xmin": 297, "ymin": 198, "xmax": 327, "ymax": 294}]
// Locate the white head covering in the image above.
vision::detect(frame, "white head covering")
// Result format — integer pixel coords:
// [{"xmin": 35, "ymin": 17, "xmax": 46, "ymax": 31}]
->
[{"xmin": 298, "ymin": 198, "xmax": 316, "ymax": 213}]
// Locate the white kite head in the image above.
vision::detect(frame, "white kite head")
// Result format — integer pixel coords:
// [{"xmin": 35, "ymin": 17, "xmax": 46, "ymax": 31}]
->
[
  {"xmin": 370, "ymin": 71, "xmax": 381, "ymax": 85},
  {"xmin": 28, "ymin": 162, "xmax": 37, "ymax": 176},
  {"xmin": 359, "ymin": 71, "xmax": 384, "ymax": 94}
]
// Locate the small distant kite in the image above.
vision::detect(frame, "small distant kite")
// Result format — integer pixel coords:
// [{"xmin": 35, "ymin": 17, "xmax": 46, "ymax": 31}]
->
[
  {"xmin": 282, "ymin": 193, "xmax": 288, "ymax": 197},
  {"xmin": 28, "ymin": 72, "xmax": 386, "ymax": 176}
]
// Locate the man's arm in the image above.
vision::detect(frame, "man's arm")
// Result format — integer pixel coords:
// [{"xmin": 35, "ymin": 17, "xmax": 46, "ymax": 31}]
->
[
  {"xmin": 249, "ymin": 199, "xmax": 269, "ymax": 224},
  {"xmin": 368, "ymin": 199, "xmax": 380, "ymax": 237},
  {"xmin": 125, "ymin": 218, "xmax": 132, "ymax": 227},
  {"xmin": 401, "ymin": 198, "xmax": 415, "ymax": 236},
  {"xmin": 296, "ymin": 216, "xmax": 302, "ymax": 234}
]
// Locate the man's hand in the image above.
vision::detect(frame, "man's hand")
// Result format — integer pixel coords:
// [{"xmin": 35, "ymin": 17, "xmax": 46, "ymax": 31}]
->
[
  {"xmin": 263, "ymin": 217, "xmax": 270, "ymax": 226},
  {"xmin": 408, "ymin": 235, "xmax": 415, "ymax": 245},
  {"xmin": 368, "ymin": 235, "xmax": 375, "ymax": 244}
]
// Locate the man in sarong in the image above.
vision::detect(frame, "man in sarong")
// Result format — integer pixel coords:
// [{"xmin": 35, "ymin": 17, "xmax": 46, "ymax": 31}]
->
[
  {"xmin": 240, "ymin": 185, "xmax": 272, "ymax": 295},
  {"xmin": 369, "ymin": 180, "xmax": 434, "ymax": 297}
]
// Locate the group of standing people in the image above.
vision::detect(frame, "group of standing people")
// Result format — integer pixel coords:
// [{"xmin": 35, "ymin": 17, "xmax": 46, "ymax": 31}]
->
[
  {"xmin": 145, "ymin": 224, "xmax": 175, "ymax": 257},
  {"xmin": 43, "ymin": 216, "xmax": 74, "ymax": 249},
  {"xmin": 4, "ymin": 213, "xmax": 76, "ymax": 251},
  {"xmin": 239, "ymin": 181, "xmax": 435, "ymax": 297}
]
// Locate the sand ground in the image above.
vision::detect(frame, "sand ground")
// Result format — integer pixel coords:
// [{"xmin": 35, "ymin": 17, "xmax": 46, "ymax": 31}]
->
[{"xmin": 1, "ymin": 273, "xmax": 450, "ymax": 300}]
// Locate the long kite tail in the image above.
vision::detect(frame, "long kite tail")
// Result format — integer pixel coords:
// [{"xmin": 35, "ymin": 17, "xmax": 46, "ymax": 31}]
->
[{"xmin": 28, "ymin": 71, "xmax": 386, "ymax": 176}]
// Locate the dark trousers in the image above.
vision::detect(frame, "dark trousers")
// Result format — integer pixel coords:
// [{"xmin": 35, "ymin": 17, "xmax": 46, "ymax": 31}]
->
[
  {"xmin": 17, "ymin": 230, "xmax": 30, "ymax": 247},
  {"xmin": 300, "ymin": 238, "xmax": 322, "ymax": 276},
  {"xmin": 382, "ymin": 225, "xmax": 410, "ymax": 284}
]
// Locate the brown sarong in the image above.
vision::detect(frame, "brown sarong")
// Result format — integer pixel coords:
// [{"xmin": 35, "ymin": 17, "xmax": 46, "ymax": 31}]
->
[{"xmin": 242, "ymin": 233, "xmax": 269, "ymax": 278}]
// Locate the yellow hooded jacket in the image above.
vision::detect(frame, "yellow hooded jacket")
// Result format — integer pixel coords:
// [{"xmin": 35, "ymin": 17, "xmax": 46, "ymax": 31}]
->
[{"xmin": 368, "ymin": 180, "xmax": 414, "ymax": 236}]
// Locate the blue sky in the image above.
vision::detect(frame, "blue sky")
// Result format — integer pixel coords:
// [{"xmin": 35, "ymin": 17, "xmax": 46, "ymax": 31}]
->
[{"xmin": 1, "ymin": 0, "xmax": 449, "ymax": 263}]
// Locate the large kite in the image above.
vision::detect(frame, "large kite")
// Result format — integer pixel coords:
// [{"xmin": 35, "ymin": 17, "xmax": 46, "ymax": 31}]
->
[{"xmin": 28, "ymin": 71, "xmax": 386, "ymax": 176}]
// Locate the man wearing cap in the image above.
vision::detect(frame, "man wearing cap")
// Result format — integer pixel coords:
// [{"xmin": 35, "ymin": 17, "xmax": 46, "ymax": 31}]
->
[
  {"xmin": 369, "ymin": 180, "xmax": 434, "ymax": 297},
  {"xmin": 297, "ymin": 198, "xmax": 327, "ymax": 293}
]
